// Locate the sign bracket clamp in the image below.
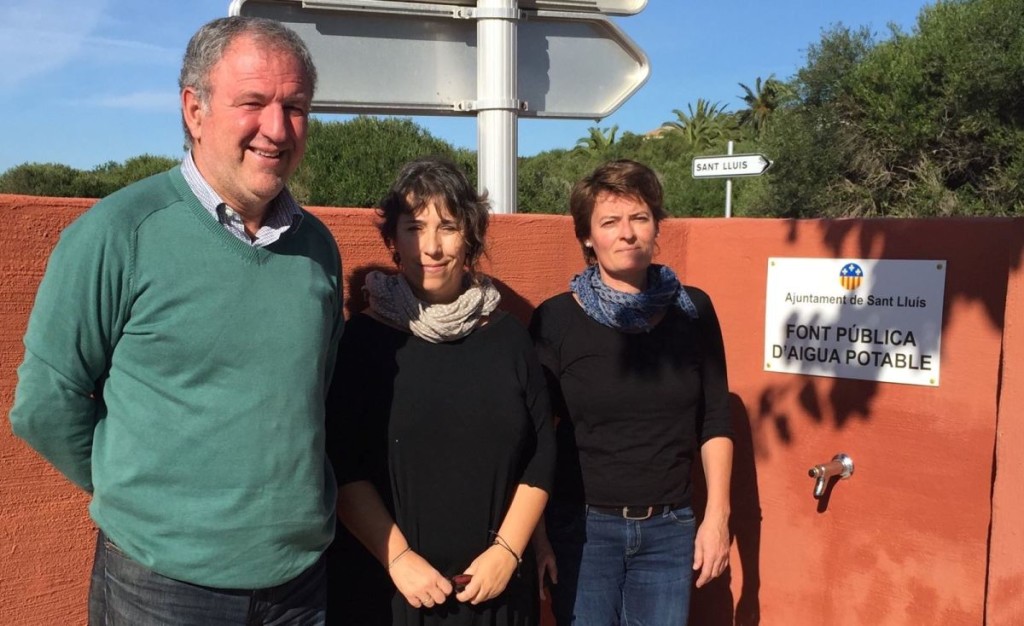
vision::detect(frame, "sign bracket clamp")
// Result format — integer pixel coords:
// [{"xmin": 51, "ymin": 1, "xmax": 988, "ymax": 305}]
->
[
  {"xmin": 302, "ymin": 0, "xmax": 463, "ymax": 18},
  {"xmin": 456, "ymin": 98, "xmax": 529, "ymax": 113}
]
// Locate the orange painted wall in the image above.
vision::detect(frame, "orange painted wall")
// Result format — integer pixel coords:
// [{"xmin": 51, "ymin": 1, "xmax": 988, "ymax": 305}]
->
[
  {"xmin": 987, "ymin": 230, "xmax": 1024, "ymax": 625},
  {"xmin": 2, "ymin": 194, "xmax": 1022, "ymax": 625},
  {"xmin": 680, "ymin": 219, "xmax": 1019, "ymax": 626}
]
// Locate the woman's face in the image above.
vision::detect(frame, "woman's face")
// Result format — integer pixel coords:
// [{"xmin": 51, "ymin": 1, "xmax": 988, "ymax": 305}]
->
[
  {"xmin": 394, "ymin": 197, "xmax": 468, "ymax": 304},
  {"xmin": 586, "ymin": 191, "xmax": 657, "ymax": 292}
]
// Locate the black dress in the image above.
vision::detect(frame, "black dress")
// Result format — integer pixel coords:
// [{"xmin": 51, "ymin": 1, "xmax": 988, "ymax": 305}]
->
[{"xmin": 326, "ymin": 312, "xmax": 555, "ymax": 626}]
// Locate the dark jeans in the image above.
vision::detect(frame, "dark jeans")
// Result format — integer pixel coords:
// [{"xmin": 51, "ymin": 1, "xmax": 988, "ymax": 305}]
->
[
  {"xmin": 88, "ymin": 531, "xmax": 326, "ymax": 626},
  {"xmin": 546, "ymin": 503, "xmax": 697, "ymax": 626}
]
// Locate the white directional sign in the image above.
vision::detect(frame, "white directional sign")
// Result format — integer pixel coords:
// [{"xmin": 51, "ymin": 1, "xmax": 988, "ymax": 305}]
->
[
  {"xmin": 231, "ymin": 0, "xmax": 649, "ymax": 119},
  {"xmin": 692, "ymin": 154, "xmax": 772, "ymax": 179}
]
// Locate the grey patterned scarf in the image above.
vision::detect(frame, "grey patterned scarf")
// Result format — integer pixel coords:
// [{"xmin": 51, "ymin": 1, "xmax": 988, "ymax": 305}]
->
[{"xmin": 363, "ymin": 271, "xmax": 501, "ymax": 343}]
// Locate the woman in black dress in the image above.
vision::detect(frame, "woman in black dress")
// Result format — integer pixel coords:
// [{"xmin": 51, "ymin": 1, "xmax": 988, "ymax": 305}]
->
[{"xmin": 326, "ymin": 157, "xmax": 554, "ymax": 626}]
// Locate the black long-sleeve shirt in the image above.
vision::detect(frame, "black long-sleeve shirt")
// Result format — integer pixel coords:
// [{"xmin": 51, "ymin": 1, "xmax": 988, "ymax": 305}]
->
[{"xmin": 529, "ymin": 288, "xmax": 733, "ymax": 508}]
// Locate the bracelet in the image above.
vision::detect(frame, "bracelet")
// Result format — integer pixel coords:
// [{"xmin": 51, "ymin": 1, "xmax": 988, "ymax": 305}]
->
[
  {"xmin": 387, "ymin": 546, "xmax": 412, "ymax": 570},
  {"xmin": 489, "ymin": 531, "xmax": 522, "ymax": 571}
]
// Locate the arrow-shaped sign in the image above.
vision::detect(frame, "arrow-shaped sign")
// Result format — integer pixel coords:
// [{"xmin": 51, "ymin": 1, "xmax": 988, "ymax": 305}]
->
[
  {"xmin": 692, "ymin": 154, "xmax": 772, "ymax": 179},
  {"xmin": 232, "ymin": 0, "xmax": 649, "ymax": 119}
]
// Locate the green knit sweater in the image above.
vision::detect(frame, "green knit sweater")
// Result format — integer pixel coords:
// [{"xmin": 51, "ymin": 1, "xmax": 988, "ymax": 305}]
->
[{"xmin": 10, "ymin": 168, "xmax": 344, "ymax": 589}]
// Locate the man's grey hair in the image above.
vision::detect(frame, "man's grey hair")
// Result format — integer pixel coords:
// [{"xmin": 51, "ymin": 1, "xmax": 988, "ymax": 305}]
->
[{"xmin": 179, "ymin": 16, "xmax": 318, "ymax": 149}]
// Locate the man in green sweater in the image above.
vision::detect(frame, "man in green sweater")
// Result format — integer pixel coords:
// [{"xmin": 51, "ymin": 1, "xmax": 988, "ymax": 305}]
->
[{"xmin": 9, "ymin": 16, "xmax": 344, "ymax": 625}]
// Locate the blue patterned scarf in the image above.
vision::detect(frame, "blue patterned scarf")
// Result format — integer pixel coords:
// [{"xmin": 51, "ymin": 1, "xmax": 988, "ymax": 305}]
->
[{"xmin": 570, "ymin": 264, "xmax": 698, "ymax": 332}]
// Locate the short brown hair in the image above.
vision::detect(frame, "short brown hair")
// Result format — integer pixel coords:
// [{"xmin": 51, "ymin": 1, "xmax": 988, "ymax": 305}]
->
[
  {"xmin": 378, "ymin": 157, "xmax": 489, "ymax": 272},
  {"xmin": 569, "ymin": 160, "xmax": 667, "ymax": 264}
]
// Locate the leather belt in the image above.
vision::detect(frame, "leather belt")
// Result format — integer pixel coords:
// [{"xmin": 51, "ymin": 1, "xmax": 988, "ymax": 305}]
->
[{"xmin": 587, "ymin": 504, "xmax": 680, "ymax": 520}]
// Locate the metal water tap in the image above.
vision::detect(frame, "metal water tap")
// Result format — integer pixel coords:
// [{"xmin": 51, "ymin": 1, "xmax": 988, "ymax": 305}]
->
[{"xmin": 808, "ymin": 453, "xmax": 854, "ymax": 497}]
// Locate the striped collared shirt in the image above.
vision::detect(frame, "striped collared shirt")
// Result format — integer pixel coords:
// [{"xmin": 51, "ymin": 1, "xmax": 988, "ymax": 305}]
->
[{"xmin": 180, "ymin": 153, "xmax": 302, "ymax": 247}]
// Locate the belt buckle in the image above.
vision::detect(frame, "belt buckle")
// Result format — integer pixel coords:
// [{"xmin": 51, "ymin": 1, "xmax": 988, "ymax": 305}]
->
[{"xmin": 623, "ymin": 506, "xmax": 654, "ymax": 520}]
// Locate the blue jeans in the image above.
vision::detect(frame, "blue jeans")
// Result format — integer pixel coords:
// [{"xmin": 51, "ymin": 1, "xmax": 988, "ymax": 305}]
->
[
  {"xmin": 88, "ymin": 531, "xmax": 327, "ymax": 626},
  {"xmin": 546, "ymin": 504, "xmax": 696, "ymax": 626}
]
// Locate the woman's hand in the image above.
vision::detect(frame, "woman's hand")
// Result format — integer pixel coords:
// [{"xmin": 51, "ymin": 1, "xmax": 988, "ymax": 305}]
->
[
  {"xmin": 694, "ymin": 436, "xmax": 733, "ymax": 588},
  {"xmin": 693, "ymin": 513, "xmax": 730, "ymax": 588},
  {"xmin": 532, "ymin": 528, "xmax": 558, "ymax": 601},
  {"xmin": 389, "ymin": 550, "xmax": 453, "ymax": 609},
  {"xmin": 455, "ymin": 544, "xmax": 519, "ymax": 605}
]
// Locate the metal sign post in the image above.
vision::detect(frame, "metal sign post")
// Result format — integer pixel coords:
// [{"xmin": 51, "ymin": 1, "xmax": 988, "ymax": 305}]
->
[
  {"xmin": 477, "ymin": 0, "xmax": 518, "ymax": 214},
  {"xmin": 725, "ymin": 141, "xmax": 733, "ymax": 218},
  {"xmin": 230, "ymin": 0, "xmax": 649, "ymax": 213}
]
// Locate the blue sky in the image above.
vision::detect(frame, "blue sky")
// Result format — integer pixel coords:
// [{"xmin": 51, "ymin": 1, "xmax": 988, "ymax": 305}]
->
[{"xmin": 0, "ymin": 0, "xmax": 932, "ymax": 174}]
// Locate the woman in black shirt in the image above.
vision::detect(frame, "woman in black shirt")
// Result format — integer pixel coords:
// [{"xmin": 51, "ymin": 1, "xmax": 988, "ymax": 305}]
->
[{"xmin": 529, "ymin": 160, "xmax": 734, "ymax": 626}]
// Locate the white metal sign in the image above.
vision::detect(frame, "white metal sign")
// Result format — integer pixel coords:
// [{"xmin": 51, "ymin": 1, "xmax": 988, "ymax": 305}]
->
[
  {"xmin": 764, "ymin": 258, "xmax": 947, "ymax": 386},
  {"xmin": 692, "ymin": 154, "xmax": 771, "ymax": 179},
  {"xmin": 231, "ymin": 0, "xmax": 649, "ymax": 119}
]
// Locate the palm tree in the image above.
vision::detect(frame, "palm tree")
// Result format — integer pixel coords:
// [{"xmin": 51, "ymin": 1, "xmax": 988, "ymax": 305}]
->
[
  {"xmin": 737, "ymin": 75, "xmax": 791, "ymax": 137},
  {"xmin": 574, "ymin": 125, "xmax": 619, "ymax": 152},
  {"xmin": 661, "ymin": 99, "xmax": 732, "ymax": 150}
]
